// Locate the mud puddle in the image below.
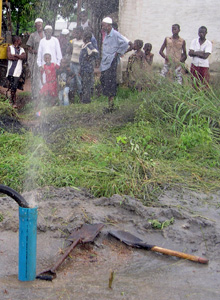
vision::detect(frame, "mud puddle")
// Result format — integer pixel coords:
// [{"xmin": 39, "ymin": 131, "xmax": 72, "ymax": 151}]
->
[{"xmin": 0, "ymin": 187, "xmax": 220, "ymax": 300}]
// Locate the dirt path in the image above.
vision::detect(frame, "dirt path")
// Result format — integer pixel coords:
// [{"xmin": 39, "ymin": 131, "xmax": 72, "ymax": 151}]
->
[{"xmin": 0, "ymin": 187, "xmax": 220, "ymax": 299}]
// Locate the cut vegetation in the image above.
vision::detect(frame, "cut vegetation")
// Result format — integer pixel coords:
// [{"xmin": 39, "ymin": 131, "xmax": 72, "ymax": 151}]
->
[{"xmin": 0, "ymin": 80, "xmax": 220, "ymax": 204}]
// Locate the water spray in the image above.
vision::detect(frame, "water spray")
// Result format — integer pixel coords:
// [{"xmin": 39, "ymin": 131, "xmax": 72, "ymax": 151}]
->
[{"xmin": 0, "ymin": 184, "xmax": 37, "ymax": 281}]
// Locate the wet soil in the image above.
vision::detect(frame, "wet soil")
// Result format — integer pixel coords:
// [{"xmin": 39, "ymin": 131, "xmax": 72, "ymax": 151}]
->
[
  {"xmin": 0, "ymin": 186, "xmax": 220, "ymax": 300},
  {"xmin": 1, "ymin": 82, "xmax": 220, "ymax": 299}
]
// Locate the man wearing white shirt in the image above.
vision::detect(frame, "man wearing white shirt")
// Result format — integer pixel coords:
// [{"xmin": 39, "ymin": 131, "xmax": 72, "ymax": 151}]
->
[
  {"xmin": 189, "ymin": 26, "xmax": 212, "ymax": 86},
  {"xmin": 37, "ymin": 25, "xmax": 62, "ymax": 68}
]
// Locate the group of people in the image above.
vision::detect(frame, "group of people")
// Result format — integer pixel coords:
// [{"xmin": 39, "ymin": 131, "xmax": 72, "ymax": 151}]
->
[
  {"xmin": 126, "ymin": 23, "xmax": 212, "ymax": 90},
  {"xmin": 99, "ymin": 19, "xmax": 212, "ymax": 111},
  {"xmin": 28, "ymin": 18, "xmax": 99, "ymax": 108},
  {"xmin": 5, "ymin": 13, "xmax": 212, "ymax": 111},
  {"xmin": 126, "ymin": 40, "xmax": 153, "ymax": 92},
  {"xmin": 6, "ymin": 13, "xmax": 99, "ymax": 109},
  {"xmin": 159, "ymin": 24, "xmax": 212, "ymax": 86}
]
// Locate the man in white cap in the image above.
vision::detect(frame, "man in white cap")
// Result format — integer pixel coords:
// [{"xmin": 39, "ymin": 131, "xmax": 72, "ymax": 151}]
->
[
  {"xmin": 58, "ymin": 28, "xmax": 70, "ymax": 57},
  {"xmin": 37, "ymin": 25, "xmax": 62, "ymax": 68},
  {"xmin": 26, "ymin": 18, "xmax": 45, "ymax": 102},
  {"xmin": 100, "ymin": 17, "xmax": 129, "ymax": 112}
]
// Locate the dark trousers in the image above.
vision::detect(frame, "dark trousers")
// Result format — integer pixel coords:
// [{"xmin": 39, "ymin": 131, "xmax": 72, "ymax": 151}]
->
[
  {"xmin": 100, "ymin": 57, "xmax": 117, "ymax": 98},
  {"xmin": 7, "ymin": 76, "xmax": 20, "ymax": 92},
  {"xmin": 81, "ymin": 72, "xmax": 94, "ymax": 103}
]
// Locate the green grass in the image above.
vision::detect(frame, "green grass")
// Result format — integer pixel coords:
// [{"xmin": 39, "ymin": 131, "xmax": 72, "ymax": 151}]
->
[{"xmin": 0, "ymin": 81, "xmax": 220, "ymax": 203}]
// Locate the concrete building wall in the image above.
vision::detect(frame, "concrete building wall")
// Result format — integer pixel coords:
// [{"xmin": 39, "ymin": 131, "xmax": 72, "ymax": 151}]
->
[{"xmin": 118, "ymin": 0, "xmax": 220, "ymax": 71}]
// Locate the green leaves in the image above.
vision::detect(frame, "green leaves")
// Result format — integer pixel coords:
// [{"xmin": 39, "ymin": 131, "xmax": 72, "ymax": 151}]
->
[
  {"xmin": 116, "ymin": 136, "xmax": 127, "ymax": 144},
  {"xmin": 8, "ymin": 0, "xmax": 78, "ymax": 35},
  {"xmin": 148, "ymin": 217, "xmax": 175, "ymax": 229},
  {"xmin": 178, "ymin": 120, "xmax": 213, "ymax": 151}
]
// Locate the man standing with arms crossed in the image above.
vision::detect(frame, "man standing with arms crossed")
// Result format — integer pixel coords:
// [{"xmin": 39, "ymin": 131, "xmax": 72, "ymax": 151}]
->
[
  {"xmin": 188, "ymin": 26, "xmax": 212, "ymax": 87},
  {"xmin": 100, "ymin": 17, "xmax": 129, "ymax": 112}
]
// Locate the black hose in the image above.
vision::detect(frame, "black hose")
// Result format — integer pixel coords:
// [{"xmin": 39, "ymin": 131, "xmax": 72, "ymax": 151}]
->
[{"xmin": 0, "ymin": 184, "xmax": 29, "ymax": 208}]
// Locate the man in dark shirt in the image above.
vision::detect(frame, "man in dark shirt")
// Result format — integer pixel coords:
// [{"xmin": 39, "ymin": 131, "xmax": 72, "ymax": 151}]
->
[{"xmin": 79, "ymin": 31, "xmax": 98, "ymax": 104}]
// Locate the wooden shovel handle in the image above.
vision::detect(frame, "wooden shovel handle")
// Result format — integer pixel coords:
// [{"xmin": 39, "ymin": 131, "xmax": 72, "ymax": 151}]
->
[{"xmin": 151, "ymin": 246, "xmax": 209, "ymax": 264}]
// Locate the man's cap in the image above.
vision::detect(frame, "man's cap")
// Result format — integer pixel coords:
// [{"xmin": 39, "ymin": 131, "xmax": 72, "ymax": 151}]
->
[
  {"xmin": 102, "ymin": 17, "xmax": 112, "ymax": 24},
  {"xmin": 44, "ymin": 25, "xmax": 53, "ymax": 30},
  {"xmin": 35, "ymin": 18, "xmax": 43, "ymax": 23},
  {"xmin": 61, "ymin": 28, "xmax": 69, "ymax": 35}
]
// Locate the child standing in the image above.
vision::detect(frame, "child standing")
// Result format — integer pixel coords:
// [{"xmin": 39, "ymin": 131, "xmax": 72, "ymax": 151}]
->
[
  {"xmin": 69, "ymin": 26, "xmax": 84, "ymax": 100},
  {"xmin": 143, "ymin": 43, "xmax": 154, "ymax": 66},
  {"xmin": 57, "ymin": 58, "xmax": 73, "ymax": 106},
  {"xmin": 6, "ymin": 36, "xmax": 26, "ymax": 108},
  {"xmin": 40, "ymin": 53, "xmax": 59, "ymax": 105},
  {"xmin": 79, "ymin": 31, "xmax": 98, "ymax": 103},
  {"xmin": 126, "ymin": 39, "xmax": 149, "ymax": 91}
]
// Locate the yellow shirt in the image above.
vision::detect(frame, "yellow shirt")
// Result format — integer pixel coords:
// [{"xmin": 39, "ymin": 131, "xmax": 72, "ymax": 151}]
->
[{"xmin": 70, "ymin": 39, "xmax": 84, "ymax": 63}]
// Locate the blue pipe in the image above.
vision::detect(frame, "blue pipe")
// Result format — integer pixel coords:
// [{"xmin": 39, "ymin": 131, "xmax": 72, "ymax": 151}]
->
[
  {"xmin": 0, "ymin": 185, "xmax": 37, "ymax": 281},
  {"xmin": 19, "ymin": 207, "xmax": 38, "ymax": 281}
]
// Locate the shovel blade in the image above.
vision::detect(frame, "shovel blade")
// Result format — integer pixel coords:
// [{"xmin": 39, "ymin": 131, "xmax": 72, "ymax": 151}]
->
[
  {"xmin": 109, "ymin": 230, "xmax": 144, "ymax": 247},
  {"xmin": 68, "ymin": 223, "xmax": 104, "ymax": 243}
]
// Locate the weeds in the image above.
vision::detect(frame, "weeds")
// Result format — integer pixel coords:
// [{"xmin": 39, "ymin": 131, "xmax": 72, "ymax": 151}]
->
[
  {"xmin": 0, "ymin": 81, "xmax": 220, "ymax": 202},
  {"xmin": 148, "ymin": 217, "xmax": 175, "ymax": 229},
  {"xmin": 0, "ymin": 213, "xmax": 3, "ymax": 222}
]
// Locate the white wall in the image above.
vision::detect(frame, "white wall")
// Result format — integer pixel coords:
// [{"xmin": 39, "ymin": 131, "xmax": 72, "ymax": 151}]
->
[{"xmin": 119, "ymin": 0, "xmax": 220, "ymax": 71}]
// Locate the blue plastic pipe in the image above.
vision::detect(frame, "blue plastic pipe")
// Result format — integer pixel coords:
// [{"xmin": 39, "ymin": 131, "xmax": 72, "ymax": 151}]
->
[
  {"xmin": 19, "ymin": 206, "xmax": 38, "ymax": 281},
  {"xmin": 0, "ymin": 185, "xmax": 38, "ymax": 281}
]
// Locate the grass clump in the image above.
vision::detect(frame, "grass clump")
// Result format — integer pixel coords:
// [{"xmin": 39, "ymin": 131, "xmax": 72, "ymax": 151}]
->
[{"xmin": 0, "ymin": 80, "xmax": 220, "ymax": 203}]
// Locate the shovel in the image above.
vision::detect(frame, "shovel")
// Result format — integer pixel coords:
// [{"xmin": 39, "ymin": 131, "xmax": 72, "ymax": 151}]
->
[
  {"xmin": 36, "ymin": 223, "xmax": 104, "ymax": 281},
  {"xmin": 109, "ymin": 230, "xmax": 208, "ymax": 264}
]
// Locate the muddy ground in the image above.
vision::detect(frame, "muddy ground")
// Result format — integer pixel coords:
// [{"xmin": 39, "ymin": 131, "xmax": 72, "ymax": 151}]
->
[
  {"xmin": 1, "ymin": 87, "xmax": 220, "ymax": 299},
  {"xmin": 0, "ymin": 186, "xmax": 220, "ymax": 300}
]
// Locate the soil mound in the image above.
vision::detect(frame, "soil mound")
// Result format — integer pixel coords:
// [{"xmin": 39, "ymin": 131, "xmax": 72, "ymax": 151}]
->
[
  {"xmin": 0, "ymin": 187, "xmax": 220, "ymax": 299},
  {"xmin": 0, "ymin": 115, "xmax": 25, "ymax": 133}
]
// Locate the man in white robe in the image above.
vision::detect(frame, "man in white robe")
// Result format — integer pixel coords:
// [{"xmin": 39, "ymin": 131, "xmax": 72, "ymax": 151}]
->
[
  {"xmin": 26, "ymin": 18, "xmax": 45, "ymax": 101},
  {"xmin": 37, "ymin": 25, "xmax": 62, "ymax": 68}
]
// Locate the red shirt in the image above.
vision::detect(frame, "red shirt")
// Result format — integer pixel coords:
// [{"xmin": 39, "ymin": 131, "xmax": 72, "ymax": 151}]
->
[{"xmin": 40, "ymin": 63, "xmax": 59, "ymax": 97}]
